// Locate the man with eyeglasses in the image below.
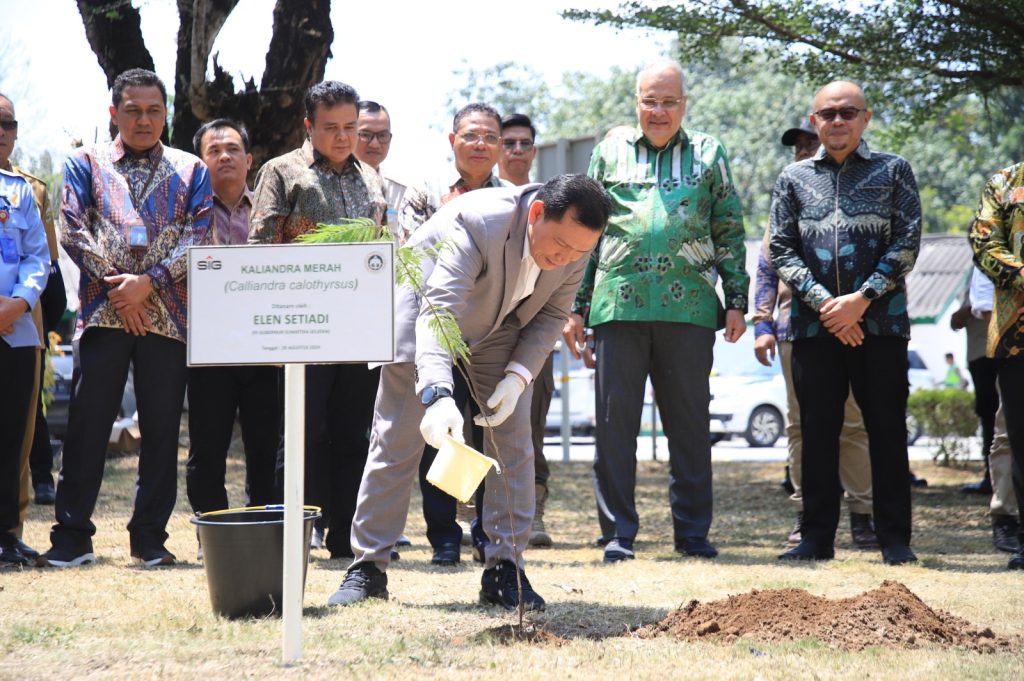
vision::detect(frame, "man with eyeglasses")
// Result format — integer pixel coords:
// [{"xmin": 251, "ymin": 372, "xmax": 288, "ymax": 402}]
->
[
  {"xmin": 769, "ymin": 80, "xmax": 922, "ymax": 565},
  {"xmin": 395, "ymin": 103, "xmax": 510, "ymax": 567},
  {"xmin": 355, "ymin": 100, "xmax": 407, "ymax": 227},
  {"xmin": 250, "ymin": 81, "xmax": 386, "ymax": 562},
  {"xmin": 497, "ymin": 113, "xmax": 555, "ymax": 548},
  {"xmin": 564, "ymin": 60, "xmax": 749, "ymax": 563},
  {"xmin": 498, "ymin": 113, "xmax": 537, "ymax": 187}
]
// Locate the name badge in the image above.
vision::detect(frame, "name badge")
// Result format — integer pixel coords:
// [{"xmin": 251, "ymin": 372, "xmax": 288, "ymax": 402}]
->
[
  {"xmin": 129, "ymin": 224, "xmax": 150, "ymax": 249},
  {"xmin": 0, "ymin": 234, "xmax": 17, "ymax": 264}
]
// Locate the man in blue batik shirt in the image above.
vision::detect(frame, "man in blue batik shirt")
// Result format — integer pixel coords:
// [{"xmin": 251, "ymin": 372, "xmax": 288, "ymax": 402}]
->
[{"xmin": 769, "ymin": 81, "xmax": 921, "ymax": 566}]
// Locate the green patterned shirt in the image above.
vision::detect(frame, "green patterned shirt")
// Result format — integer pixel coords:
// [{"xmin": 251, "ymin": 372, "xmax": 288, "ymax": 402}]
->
[{"xmin": 572, "ymin": 127, "xmax": 748, "ymax": 329}]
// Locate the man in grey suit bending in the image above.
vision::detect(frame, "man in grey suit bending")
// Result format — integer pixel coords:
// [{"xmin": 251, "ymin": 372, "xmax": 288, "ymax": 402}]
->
[{"xmin": 328, "ymin": 174, "xmax": 610, "ymax": 610}]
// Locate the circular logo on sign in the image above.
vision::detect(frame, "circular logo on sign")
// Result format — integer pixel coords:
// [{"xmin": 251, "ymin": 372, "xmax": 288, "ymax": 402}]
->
[{"xmin": 366, "ymin": 252, "xmax": 385, "ymax": 272}]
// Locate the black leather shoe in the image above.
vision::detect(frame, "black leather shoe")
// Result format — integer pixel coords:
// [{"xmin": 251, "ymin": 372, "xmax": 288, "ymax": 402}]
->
[
  {"xmin": 327, "ymin": 563, "xmax": 388, "ymax": 606},
  {"xmin": 33, "ymin": 481, "xmax": 56, "ymax": 505},
  {"xmin": 431, "ymin": 542, "xmax": 460, "ymax": 566},
  {"xmin": 850, "ymin": 513, "xmax": 878, "ymax": 549},
  {"xmin": 961, "ymin": 477, "xmax": 993, "ymax": 495},
  {"xmin": 778, "ymin": 540, "xmax": 834, "ymax": 561},
  {"xmin": 881, "ymin": 544, "xmax": 918, "ymax": 565},
  {"xmin": 14, "ymin": 538, "xmax": 39, "ymax": 561},
  {"xmin": 480, "ymin": 560, "xmax": 545, "ymax": 611},
  {"xmin": 676, "ymin": 537, "xmax": 718, "ymax": 558},
  {"xmin": 0, "ymin": 533, "xmax": 30, "ymax": 567},
  {"xmin": 993, "ymin": 516, "xmax": 1021, "ymax": 554},
  {"xmin": 1008, "ymin": 550, "xmax": 1024, "ymax": 570}
]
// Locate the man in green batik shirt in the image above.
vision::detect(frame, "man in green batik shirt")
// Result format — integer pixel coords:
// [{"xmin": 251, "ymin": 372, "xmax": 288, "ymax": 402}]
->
[{"xmin": 563, "ymin": 60, "xmax": 748, "ymax": 563}]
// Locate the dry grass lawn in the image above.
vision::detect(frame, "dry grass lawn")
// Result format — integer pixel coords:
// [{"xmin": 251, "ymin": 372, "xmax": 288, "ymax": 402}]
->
[{"xmin": 3, "ymin": 438, "xmax": 1023, "ymax": 679}]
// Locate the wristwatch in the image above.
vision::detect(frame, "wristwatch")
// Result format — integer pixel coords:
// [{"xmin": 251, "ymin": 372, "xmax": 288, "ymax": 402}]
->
[
  {"xmin": 420, "ymin": 385, "xmax": 453, "ymax": 408},
  {"xmin": 859, "ymin": 283, "xmax": 880, "ymax": 301}
]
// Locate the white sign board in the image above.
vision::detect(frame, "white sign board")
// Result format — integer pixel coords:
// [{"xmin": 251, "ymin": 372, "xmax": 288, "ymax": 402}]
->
[{"xmin": 187, "ymin": 243, "xmax": 394, "ymax": 366}]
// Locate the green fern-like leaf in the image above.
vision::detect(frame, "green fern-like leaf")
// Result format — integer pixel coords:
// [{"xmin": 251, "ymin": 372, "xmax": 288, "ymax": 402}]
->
[
  {"xmin": 296, "ymin": 218, "xmax": 382, "ymax": 244},
  {"xmin": 395, "ymin": 246, "xmax": 424, "ymax": 290},
  {"xmin": 427, "ymin": 310, "xmax": 471, "ymax": 365}
]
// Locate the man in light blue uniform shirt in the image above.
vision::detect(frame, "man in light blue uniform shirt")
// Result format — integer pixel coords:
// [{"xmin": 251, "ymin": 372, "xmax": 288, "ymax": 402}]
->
[{"xmin": 0, "ymin": 164, "xmax": 49, "ymax": 566}]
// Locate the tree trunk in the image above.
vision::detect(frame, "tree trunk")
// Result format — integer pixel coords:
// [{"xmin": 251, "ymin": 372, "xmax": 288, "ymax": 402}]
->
[
  {"xmin": 75, "ymin": 0, "xmax": 155, "ymax": 88},
  {"xmin": 76, "ymin": 0, "xmax": 334, "ymax": 173}
]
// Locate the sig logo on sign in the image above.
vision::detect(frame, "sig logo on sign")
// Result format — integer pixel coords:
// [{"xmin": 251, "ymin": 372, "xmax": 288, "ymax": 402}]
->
[{"xmin": 197, "ymin": 255, "xmax": 222, "ymax": 271}]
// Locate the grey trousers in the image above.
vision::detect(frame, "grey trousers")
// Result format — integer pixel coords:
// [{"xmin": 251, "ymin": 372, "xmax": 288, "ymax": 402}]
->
[
  {"xmin": 593, "ymin": 321, "xmax": 715, "ymax": 543},
  {"xmin": 350, "ymin": 328, "xmax": 536, "ymax": 571},
  {"xmin": 779, "ymin": 341, "xmax": 873, "ymax": 513}
]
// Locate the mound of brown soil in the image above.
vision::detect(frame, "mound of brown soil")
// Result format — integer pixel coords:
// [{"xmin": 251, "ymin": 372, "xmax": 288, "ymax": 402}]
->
[{"xmin": 643, "ymin": 580, "xmax": 1016, "ymax": 652}]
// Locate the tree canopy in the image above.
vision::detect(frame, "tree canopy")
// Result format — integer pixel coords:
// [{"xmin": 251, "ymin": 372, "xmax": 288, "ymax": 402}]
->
[{"xmin": 564, "ymin": 1, "xmax": 1024, "ymax": 119}]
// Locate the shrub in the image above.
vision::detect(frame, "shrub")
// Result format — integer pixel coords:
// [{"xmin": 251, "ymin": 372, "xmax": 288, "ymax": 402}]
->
[{"xmin": 907, "ymin": 388, "xmax": 979, "ymax": 467}]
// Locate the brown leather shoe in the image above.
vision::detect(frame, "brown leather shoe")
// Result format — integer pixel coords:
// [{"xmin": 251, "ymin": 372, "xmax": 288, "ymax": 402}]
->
[
  {"xmin": 850, "ymin": 512, "xmax": 878, "ymax": 549},
  {"xmin": 787, "ymin": 512, "xmax": 803, "ymax": 544}
]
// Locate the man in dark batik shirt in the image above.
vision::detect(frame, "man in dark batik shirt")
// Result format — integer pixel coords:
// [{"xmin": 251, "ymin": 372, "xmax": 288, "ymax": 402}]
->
[{"xmin": 769, "ymin": 81, "xmax": 921, "ymax": 566}]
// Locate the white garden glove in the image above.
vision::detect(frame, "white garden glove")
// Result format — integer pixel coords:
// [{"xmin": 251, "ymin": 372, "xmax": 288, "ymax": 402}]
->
[
  {"xmin": 420, "ymin": 397, "xmax": 465, "ymax": 450},
  {"xmin": 473, "ymin": 374, "xmax": 527, "ymax": 428}
]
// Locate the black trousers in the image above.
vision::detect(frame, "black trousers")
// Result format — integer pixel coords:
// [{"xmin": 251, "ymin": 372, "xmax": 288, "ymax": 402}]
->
[
  {"xmin": 51, "ymin": 328, "xmax": 187, "ymax": 553},
  {"xmin": 186, "ymin": 365, "xmax": 280, "ymax": 513},
  {"xmin": 995, "ymin": 355, "xmax": 1024, "ymax": 543},
  {"xmin": 1, "ymin": 343, "xmax": 36, "ymax": 533},
  {"xmin": 967, "ymin": 356, "xmax": 999, "ymax": 459},
  {"xmin": 30, "ymin": 349, "xmax": 54, "ymax": 488},
  {"xmin": 418, "ymin": 369, "xmax": 486, "ymax": 549},
  {"xmin": 281, "ymin": 363, "xmax": 379, "ymax": 558},
  {"xmin": 593, "ymin": 321, "xmax": 715, "ymax": 543},
  {"xmin": 791, "ymin": 335, "xmax": 912, "ymax": 548}
]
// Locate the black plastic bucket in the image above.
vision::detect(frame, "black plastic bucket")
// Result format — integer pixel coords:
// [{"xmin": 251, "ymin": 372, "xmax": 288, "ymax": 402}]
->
[{"xmin": 191, "ymin": 506, "xmax": 321, "ymax": 619}]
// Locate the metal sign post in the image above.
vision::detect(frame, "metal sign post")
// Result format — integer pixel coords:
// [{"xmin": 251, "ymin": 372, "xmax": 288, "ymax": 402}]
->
[{"xmin": 281, "ymin": 364, "xmax": 305, "ymax": 664}]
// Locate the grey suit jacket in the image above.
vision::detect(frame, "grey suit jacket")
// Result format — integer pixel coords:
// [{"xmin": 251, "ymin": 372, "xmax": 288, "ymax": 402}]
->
[{"xmin": 390, "ymin": 184, "xmax": 592, "ymax": 393}]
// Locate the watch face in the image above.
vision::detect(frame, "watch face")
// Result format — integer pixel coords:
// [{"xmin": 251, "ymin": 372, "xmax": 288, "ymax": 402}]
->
[{"xmin": 421, "ymin": 386, "xmax": 436, "ymax": 405}]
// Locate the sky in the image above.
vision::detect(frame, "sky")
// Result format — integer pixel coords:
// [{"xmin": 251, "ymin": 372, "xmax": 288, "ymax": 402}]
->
[{"xmin": 2, "ymin": 0, "xmax": 671, "ymax": 179}]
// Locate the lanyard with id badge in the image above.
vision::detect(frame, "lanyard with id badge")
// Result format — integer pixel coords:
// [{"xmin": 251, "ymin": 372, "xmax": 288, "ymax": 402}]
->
[
  {"xmin": 0, "ymin": 195, "xmax": 19, "ymax": 265},
  {"xmin": 127, "ymin": 161, "xmax": 160, "ymax": 256}
]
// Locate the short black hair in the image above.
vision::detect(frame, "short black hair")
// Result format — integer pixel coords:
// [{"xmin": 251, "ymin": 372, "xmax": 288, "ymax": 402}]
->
[
  {"xmin": 112, "ymin": 68, "xmax": 167, "ymax": 108},
  {"xmin": 358, "ymin": 100, "xmax": 388, "ymax": 115},
  {"xmin": 305, "ymin": 81, "xmax": 359, "ymax": 122},
  {"xmin": 501, "ymin": 113, "xmax": 536, "ymax": 141},
  {"xmin": 536, "ymin": 174, "xmax": 610, "ymax": 232},
  {"xmin": 192, "ymin": 118, "xmax": 251, "ymax": 155},
  {"xmin": 452, "ymin": 103, "xmax": 501, "ymax": 132}
]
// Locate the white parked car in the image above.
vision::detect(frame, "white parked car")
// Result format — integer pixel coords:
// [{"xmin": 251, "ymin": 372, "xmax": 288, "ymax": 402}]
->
[{"xmin": 708, "ymin": 338, "xmax": 788, "ymax": 447}]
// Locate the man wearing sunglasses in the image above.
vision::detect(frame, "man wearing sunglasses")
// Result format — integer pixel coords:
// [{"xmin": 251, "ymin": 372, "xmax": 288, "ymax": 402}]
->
[{"xmin": 769, "ymin": 80, "xmax": 922, "ymax": 565}]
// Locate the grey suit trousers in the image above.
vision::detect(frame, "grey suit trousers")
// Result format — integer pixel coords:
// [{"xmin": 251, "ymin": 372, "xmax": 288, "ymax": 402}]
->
[{"xmin": 351, "ymin": 327, "xmax": 536, "ymax": 571}]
